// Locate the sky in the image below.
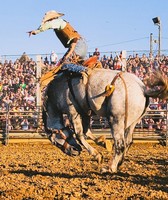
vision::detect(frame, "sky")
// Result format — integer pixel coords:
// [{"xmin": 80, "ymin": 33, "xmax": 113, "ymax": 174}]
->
[{"xmin": 0, "ymin": 0, "xmax": 168, "ymax": 59}]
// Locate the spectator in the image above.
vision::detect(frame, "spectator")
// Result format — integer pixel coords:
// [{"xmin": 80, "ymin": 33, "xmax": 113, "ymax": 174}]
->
[
  {"xmin": 50, "ymin": 51, "xmax": 58, "ymax": 65},
  {"xmin": 147, "ymin": 118, "xmax": 155, "ymax": 130},
  {"xmin": 134, "ymin": 53, "xmax": 140, "ymax": 63},
  {"xmin": 0, "ymin": 102, "xmax": 7, "ymax": 112},
  {"xmin": 20, "ymin": 118, "xmax": 29, "ymax": 130},
  {"xmin": 24, "ymin": 92, "xmax": 35, "ymax": 103},
  {"xmin": 19, "ymin": 52, "xmax": 30, "ymax": 64},
  {"xmin": 113, "ymin": 55, "xmax": 122, "ymax": 71},
  {"xmin": 0, "ymin": 81, "xmax": 2, "ymax": 91},
  {"xmin": 3, "ymin": 95, "xmax": 13, "ymax": 106},
  {"xmin": 93, "ymin": 48, "xmax": 100, "ymax": 59},
  {"xmin": 44, "ymin": 56, "xmax": 49, "ymax": 65}
]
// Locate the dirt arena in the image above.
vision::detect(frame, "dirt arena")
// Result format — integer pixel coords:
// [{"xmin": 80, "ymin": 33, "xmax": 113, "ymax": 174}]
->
[{"xmin": 0, "ymin": 141, "xmax": 167, "ymax": 200}]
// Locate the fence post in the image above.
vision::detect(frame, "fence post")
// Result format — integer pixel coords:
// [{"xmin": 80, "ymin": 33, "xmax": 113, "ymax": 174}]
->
[
  {"xmin": 36, "ymin": 55, "xmax": 42, "ymax": 106},
  {"xmin": 4, "ymin": 104, "xmax": 10, "ymax": 145},
  {"xmin": 121, "ymin": 50, "xmax": 127, "ymax": 72},
  {"xmin": 36, "ymin": 55, "xmax": 42, "ymax": 133},
  {"xmin": 166, "ymin": 102, "xmax": 168, "ymax": 146}
]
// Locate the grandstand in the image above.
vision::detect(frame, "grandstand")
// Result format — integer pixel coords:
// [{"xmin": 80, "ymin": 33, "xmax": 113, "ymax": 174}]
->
[{"xmin": 0, "ymin": 51, "xmax": 168, "ymax": 145}]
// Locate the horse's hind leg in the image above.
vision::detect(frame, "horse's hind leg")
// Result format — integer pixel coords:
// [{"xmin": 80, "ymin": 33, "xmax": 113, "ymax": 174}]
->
[
  {"xmin": 124, "ymin": 121, "xmax": 138, "ymax": 156},
  {"xmin": 104, "ymin": 120, "xmax": 140, "ymax": 173},
  {"xmin": 102, "ymin": 116, "xmax": 125, "ymax": 173}
]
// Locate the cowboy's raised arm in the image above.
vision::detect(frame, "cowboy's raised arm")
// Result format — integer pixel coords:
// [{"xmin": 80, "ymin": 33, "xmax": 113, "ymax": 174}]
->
[{"xmin": 28, "ymin": 22, "xmax": 51, "ymax": 37}]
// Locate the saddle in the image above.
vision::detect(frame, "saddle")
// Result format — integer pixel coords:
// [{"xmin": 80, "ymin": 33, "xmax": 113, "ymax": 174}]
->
[
  {"xmin": 40, "ymin": 56, "xmax": 102, "ymax": 91},
  {"xmin": 82, "ymin": 56, "xmax": 102, "ymax": 68}
]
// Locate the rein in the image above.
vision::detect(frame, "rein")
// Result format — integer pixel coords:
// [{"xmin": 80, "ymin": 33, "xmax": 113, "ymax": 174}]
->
[
  {"xmin": 119, "ymin": 72, "xmax": 128, "ymax": 130},
  {"xmin": 67, "ymin": 73, "xmax": 91, "ymax": 116}
]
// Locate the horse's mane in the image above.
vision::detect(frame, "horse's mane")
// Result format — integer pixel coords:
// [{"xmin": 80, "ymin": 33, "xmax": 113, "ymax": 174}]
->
[{"xmin": 144, "ymin": 71, "xmax": 168, "ymax": 99}]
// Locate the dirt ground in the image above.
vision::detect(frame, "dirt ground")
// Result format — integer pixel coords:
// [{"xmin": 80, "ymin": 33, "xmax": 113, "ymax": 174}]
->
[{"xmin": 0, "ymin": 141, "xmax": 167, "ymax": 200}]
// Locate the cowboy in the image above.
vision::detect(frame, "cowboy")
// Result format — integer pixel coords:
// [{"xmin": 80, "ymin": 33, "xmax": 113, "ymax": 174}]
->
[{"xmin": 28, "ymin": 10, "xmax": 88, "ymax": 63}]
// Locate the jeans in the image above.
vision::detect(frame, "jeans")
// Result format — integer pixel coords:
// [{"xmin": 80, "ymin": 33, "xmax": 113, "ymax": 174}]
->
[{"xmin": 74, "ymin": 37, "xmax": 88, "ymax": 59}]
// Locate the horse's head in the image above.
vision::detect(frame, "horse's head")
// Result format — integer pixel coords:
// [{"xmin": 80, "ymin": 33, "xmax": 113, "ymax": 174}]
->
[{"xmin": 48, "ymin": 128, "xmax": 82, "ymax": 156}]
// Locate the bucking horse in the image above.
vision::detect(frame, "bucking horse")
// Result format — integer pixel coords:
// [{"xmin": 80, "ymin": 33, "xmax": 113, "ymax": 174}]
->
[{"xmin": 42, "ymin": 64, "xmax": 168, "ymax": 173}]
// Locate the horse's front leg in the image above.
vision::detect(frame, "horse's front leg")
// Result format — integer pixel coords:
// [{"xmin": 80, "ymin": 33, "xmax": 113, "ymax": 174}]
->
[
  {"xmin": 71, "ymin": 113, "xmax": 103, "ymax": 164},
  {"xmin": 82, "ymin": 115, "xmax": 106, "ymax": 148}
]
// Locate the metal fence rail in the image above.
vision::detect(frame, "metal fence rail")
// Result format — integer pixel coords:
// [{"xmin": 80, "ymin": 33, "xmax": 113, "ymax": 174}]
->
[{"xmin": 0, "ymin": 107, "xmax": 168, "ymax": 145}]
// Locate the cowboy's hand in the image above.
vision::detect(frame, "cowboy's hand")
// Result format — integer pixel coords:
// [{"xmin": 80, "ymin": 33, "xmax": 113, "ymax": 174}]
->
[{"xmin": 27, "ymin": 31, "xmax": 36, "ymax": 37}]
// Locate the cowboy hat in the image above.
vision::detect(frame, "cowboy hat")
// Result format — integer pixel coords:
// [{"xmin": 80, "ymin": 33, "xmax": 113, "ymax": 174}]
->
[{"xmin": 41, "ymin": 10, "xmax": 64, "ymax": 24}]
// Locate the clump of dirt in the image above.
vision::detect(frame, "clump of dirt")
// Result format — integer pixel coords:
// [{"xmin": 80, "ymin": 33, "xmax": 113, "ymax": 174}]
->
[{"xmin": 0, "ymin": 142, "xmax": 167, "ymax": 200}]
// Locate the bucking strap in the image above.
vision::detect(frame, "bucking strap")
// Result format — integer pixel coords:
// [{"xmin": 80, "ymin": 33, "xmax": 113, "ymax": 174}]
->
[
  {"xmin": 103, "ymin": 72, "xmax": 122, "ymax": 97},
  {"xmin": 103, "ymin": 72, "xmax": 128, "ymax": 130}
]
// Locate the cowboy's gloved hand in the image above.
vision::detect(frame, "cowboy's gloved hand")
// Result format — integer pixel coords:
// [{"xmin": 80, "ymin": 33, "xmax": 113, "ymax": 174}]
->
[{"xmin": 27, "ymin": 31, "xmax": 36, "ymax": 37}]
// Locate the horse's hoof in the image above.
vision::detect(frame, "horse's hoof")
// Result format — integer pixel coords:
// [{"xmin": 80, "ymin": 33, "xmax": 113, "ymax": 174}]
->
[
  {"xmin": 100, "ymin": 167, "xmax": 112, "ymax": 174},
  {"xmin": 100, "ymin": 167, "xmax": 117, "ymax": 174},
  {"xmin": 105, "ymin": 140, "xmax": 112, "ymax": 152},
  {"xmin": 95, "ymin": 136, "xmax": 106, "ymax": 148},
  {"xmin": 95, "ymin": 153, "xmax": 103, "ymax": 164}
]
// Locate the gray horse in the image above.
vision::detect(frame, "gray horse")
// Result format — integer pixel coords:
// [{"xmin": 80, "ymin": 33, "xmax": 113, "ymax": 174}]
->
[{"xmin": 42, "ymin": 67, "xmax": 168, "ymax": 173}]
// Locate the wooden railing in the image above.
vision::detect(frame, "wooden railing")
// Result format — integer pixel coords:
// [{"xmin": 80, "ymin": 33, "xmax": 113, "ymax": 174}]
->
[{"xmin": 0, "ymin": 106, "xmax": 168, "ymax": 145}]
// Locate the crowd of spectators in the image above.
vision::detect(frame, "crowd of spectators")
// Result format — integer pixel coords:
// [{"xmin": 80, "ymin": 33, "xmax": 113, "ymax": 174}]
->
[
  {"xmin": 0, "ymin": 53, "xmax": 38, "ymax": 130},
  {"xmin": 0, "ymin": 50, "xmax": 168, "ymax": 131}
]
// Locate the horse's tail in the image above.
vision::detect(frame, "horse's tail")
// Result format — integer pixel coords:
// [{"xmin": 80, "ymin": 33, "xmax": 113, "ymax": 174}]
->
[{"xmin": 144, "ymin": 71, "xmax": 168, "ymax": 100}]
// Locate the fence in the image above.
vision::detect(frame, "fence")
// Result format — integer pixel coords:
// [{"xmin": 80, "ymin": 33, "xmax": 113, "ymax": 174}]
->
[
  {"xmin": 0, "ymin": 106, "xmax": 167, "ymax": 146},
  {"xmin": 1, "ymin": 49, "xmax": 168, "ymax": 67}
]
